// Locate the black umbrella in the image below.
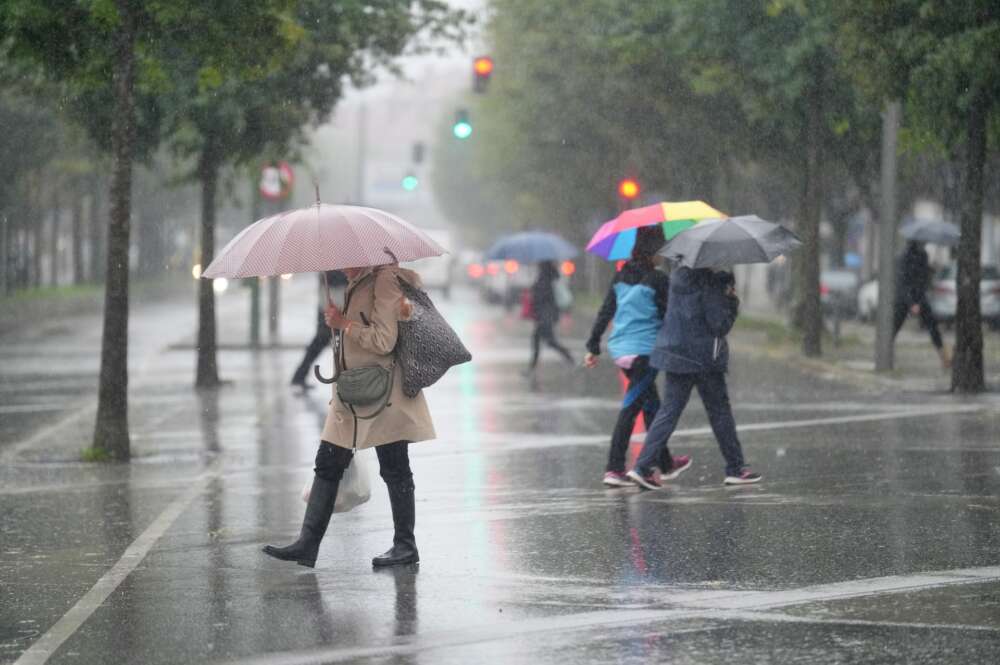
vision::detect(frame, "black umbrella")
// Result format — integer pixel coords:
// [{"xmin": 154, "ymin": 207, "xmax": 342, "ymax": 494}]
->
[{"xmin": 660, "ymin": 215, "xmax": 802, "ymax": 268}]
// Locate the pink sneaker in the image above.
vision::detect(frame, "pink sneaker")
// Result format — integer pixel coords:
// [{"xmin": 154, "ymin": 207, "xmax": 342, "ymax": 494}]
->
[
  {"xmin": 602, "ymin": 471, "xmax": 632, "ymax": 487},
  {"xmin": 626, "ymin": 469, "xmax": 663, "ymax": 490},
  {"xmin": 661, "ymin": 455, "xmax": 692, "ymax": 480}
]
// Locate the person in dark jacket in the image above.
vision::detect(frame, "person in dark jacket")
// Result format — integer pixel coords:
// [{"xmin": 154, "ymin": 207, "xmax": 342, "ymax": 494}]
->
[
  {"xmin": 526, "ymin": 260, "xmax": 574, "ymax": 372},
  {"xmin": 290, "ymin": 270, "xmax": 348, "ymax": 389},
  {"xmin": 893, "ymin": 241, "xmax": 951, "ymax": 368},
  {"xmin": 627, "ymin": 266, "xmax": 761, "ymax": 488},
  {"xmin": 585, "ymin": 226, "xmax": 685, "ymax": 486}
]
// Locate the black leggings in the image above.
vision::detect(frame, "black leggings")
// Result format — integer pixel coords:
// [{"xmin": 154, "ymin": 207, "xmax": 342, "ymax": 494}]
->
[
  {"xmin": 530, "ymin": 321, "xmax": 573, "ymax": 368},
  {"xmin": 315, "ymin": 440, "xmax": 413, "ymax": 487}
]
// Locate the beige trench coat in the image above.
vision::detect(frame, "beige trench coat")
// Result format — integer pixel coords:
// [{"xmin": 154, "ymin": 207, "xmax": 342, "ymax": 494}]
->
[{"xmin": 321, "ymin": 264, "xmax": 436, "ymax": 450}]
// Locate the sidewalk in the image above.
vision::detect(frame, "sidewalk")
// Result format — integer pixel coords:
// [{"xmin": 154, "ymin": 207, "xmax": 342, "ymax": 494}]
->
[{"xmin": 739, "ymin": 300, "xmax": 1000, "ymax": 394}]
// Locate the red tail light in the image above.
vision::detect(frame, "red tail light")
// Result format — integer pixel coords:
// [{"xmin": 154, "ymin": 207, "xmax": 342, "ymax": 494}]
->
[
  {"xmin": 560, "ymin": 260, "xmax": 576, "ymax": 276},
  {"xmin": 933, "ymin": 283, "xmax": 955, "ymax": 295},
  {"xmin": 504, "ymin": 260, "xmax": 519, "ymax": 274},
  {"xmin": 467, "ymin": 263, "xmax": 484, "ymax": 279},
  {"xmin": 820, "ymin": 284, "xmax": 830, "ymax": 296},
  {"xmin": 486, "ymin": 263, "xmax": 500, "ymax": 276}
]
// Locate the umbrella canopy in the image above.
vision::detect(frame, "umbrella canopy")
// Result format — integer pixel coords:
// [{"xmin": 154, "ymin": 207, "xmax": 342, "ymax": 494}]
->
[
  {"xmin": 899, "ymin": 219, "xmax": 960, "ymax": 246},
  {"xmin": 586, "ymin": 200, "xmax": 725, "ymax": 261},
  {"xmin": 202, "ymin": 204, "xmax": 446, "ymax": 279},
  {"xmin": 484, "ymin": 231, "xmax": 578, "ymax": 263},
  {"xmin": 660, "ymin": 215, "xmax": 802, "ymax": 269}
]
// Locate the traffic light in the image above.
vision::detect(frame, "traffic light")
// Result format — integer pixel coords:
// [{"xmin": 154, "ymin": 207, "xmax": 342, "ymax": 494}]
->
[
  {"xmin": 473, "ymin": 56, "xmax": 494, "ymax": 93},
  {"xmin": 401, "ymin": 173, "xmax": 419, "ymax": 191},
  {"xmin": 618, "ymin": 178, "xmax": 640, "ymax": 200},
  {"xmin": 452, "ymin": 109, "xmax": 472, "ymax": 139}
]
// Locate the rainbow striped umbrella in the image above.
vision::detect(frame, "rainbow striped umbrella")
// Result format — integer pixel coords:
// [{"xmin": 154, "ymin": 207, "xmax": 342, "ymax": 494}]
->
[{"xmin": 586, "ymin": 200, "xmax": 726, "ymax": 261}]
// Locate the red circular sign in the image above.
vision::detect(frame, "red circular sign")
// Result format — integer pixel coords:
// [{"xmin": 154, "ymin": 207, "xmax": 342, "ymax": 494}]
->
[{"xmin": 260, "ymin": 161, "xmax": 294, "ymax": 201}]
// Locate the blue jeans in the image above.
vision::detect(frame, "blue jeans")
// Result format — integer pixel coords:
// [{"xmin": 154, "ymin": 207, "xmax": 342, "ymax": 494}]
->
[{"xmin": 634, "ymin": 371, "xmax": 746, "ymax": 477}]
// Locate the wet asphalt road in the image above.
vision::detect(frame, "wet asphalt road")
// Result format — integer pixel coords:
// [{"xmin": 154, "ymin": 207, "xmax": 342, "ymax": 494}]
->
[{"xmin": 2, "ymin": 279, "xmax": 1000, "ymax": 664}]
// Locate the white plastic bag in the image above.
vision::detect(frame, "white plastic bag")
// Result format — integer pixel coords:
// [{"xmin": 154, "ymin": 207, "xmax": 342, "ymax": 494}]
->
[{"xmin": 301, "ymin": 448, "xmax": 372, "ymax": 513}]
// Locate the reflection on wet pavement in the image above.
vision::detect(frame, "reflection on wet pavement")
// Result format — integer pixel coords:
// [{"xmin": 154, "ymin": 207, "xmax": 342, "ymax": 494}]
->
[{"xmin": 1, "ymin": 286, "xmax": 999, "ymax": 664}]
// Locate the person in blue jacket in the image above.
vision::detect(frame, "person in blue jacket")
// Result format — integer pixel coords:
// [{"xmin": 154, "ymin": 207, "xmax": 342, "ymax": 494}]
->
[
  {"xmin": 585, "ymin": 226, "xmax": 689, "ymax": 486},
  {"xmin": 627, "ymin": 266, "xmax": 761, "ymax": 488}
]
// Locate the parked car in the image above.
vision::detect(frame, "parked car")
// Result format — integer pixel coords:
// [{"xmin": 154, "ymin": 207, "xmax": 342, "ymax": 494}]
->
[
  {"xmin": 928, "ymin": 264, "xmax": 1000, "ymax": 328},
  {"xmin": 820, "ymin": 269, "xmax": 860, "ymax": 318}
]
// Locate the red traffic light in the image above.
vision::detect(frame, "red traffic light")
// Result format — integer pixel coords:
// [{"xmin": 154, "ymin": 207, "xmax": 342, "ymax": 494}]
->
[
  {"xmin": 618, "ymin": 178, "xmax": 640, "ymax": 200},
  {"xmin": 473, "ymin": 56, "xmax": 494, "ymax": 76}
]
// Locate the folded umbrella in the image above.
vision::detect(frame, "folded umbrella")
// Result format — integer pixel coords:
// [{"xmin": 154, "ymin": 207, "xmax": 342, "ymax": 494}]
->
[
  {"xmin": 660, "ymin": 215, "xmax": 802, "ymax": 269},
  {"xmin": 586, "ymin": 200, "xmax": 725, "ymax": 261},
  {"xmin": 484, "ymin": 231, "xmax": 578, "ymax": 263},
  {"xmin": 899, "ymin": 219, "xmax": 960, "ymax": 246},
  {"xmin": 202, "ymin": 203, "xmax": 446, "ymax": 279}
]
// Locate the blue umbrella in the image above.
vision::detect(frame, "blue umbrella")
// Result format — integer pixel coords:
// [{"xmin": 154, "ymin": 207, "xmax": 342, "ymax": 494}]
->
[
  {"xmin": 484, "ymin": 231, "xmax": 578, "ymax": 263},
  {"xmin": 899, "ymin": 219, "xmax": 960, "ymax": 246}
]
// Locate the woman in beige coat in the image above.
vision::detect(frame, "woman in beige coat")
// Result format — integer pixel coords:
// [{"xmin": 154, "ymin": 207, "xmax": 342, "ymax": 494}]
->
[{"xmin": 263, "ymin": 263, "xmax": 435, "ymax": 568}]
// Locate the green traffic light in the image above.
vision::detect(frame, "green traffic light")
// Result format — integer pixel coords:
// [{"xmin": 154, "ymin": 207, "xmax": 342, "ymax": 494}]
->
[
  {"xmin": 402, "ymin": 174, "xmax": 419, "ymax": 191},
  {"xmin": 453, "ymin": 121, "xmax": 473, "ymax": 139}
]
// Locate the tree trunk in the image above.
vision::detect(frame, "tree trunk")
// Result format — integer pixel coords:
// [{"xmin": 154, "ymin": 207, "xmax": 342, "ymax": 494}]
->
[
  {"xmin": 799, "ymin": 94, "xmax": 824, "ymax": 357},
  {"xmin": 49, "ymin": 184, "xmax": 60, "ymax": 287},
  {"xmin": 31, "ymin": 179, "xmax": 43, "ymax": 288},
  {"xmin": 92, "ymin": 0, "xmax": 138, "ymax": 460},
  {"xmin": 951, "ymin": 93, "xmax": 988, "ymax": 393},
  {"xmin": 72, "ymin": 184, "xmax": 85, "ymax": 285},
  {"xmin": 195, "ymin": 144, "xmax": 221, "ymax": 388},
  {"xmin": 89, "ymin": 172, "xmax": 105, "ymax": 283}
]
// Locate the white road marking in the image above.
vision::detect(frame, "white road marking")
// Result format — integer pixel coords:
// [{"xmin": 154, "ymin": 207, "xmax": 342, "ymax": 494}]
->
[
  {"xmin": 0, "ymin": 404, "xmax": 68, "ymax": 415},
  {"xmin": 423, "ymin": 404, "xmax": 983, "ymax": 457},
  {"xmin": 218, "ymin": 565, "xmax": 1000, "ymax": 665},
  {"xmin": 11, "ymin": 462, "xmax": 218, "ymax": 665},
  {"xmin": 0, "ymin": 402, "xmax": 97, "ymax": 461}
]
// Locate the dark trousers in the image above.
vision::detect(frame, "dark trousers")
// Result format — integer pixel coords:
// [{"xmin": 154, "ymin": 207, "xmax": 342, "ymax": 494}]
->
[
  {"xmin": 530, "ymin": 320, "xmax": 572, "ymax": 368},
  {"xmin": 606, "ymin": 357, "xmax": 661, "ymax": 473},
  {"xmin": 315, "ymin": 439, "xmax": 413, "ymax": 488},
  {"xmin": 292, "ymin": 310, "xmax": 333, "ymax": 385},
  {"xmin": 892, "ymin": 296, "xmax": 943, "ymax": 349},
  {"xmin": 635, "ymin": 371, "xmax": 746, "ymax": 477}
]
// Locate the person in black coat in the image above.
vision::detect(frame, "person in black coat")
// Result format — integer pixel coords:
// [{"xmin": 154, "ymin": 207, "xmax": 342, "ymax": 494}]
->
[
  {"xmin": 893, "ymin": 241, "xmax": 951, "ymax": 368},
  {"xmin": 290, "ymin": 270, "xmax": 348, "ymax": 389},
  {"xmin": 526, "ymin": 260, "xmax": 574, "ymax": 372},
  {"xmin": 627, "ymin": 266, "xmax": 761, "ymax": 488}
]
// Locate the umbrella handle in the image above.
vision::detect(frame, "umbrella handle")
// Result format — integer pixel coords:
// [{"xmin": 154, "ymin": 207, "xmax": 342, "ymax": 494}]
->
[
  {"xmin": 313, "ymin": 329, "xmax": 340, "ymax": 384},
  {"xmin": 313, "ymin": 363, "xmax": 336, "ymax": 384}
]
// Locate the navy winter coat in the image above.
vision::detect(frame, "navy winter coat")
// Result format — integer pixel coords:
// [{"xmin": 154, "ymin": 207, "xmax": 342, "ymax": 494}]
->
[{"xmin": 650, "ymin": 267, "xmax": 739, "ymax": 374}]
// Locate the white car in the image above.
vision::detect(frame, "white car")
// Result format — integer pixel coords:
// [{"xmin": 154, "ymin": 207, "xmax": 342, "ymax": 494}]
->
[{"xmin": 403, "ymin": 228, "xmax": 457, "ymax": 299}]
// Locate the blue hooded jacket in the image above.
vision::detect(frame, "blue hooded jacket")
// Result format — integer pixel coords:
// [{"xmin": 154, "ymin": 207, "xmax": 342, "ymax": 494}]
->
[
  {"xmin": 650, "ymin": 267, "xmax": 739, "ymax": 374},
  {"xmin": 586, "ymin": 261, "xmax": 670, "ymax": 359}
]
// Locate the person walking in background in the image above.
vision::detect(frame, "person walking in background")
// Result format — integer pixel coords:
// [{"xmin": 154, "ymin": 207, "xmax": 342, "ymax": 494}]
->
[
  {"xmin": 290, "ymin": 270, "xmax": 348, "ymax": 390},
  {"xmin": 265, "ymin": 262, "xmax": 436, "ymax": 568},
  {"xmin": 893, "ymin": 240, "xmax": 951, "ymax": 369},
  {"xmin": 627, "ymin": 266, "xmax": 761, "ymax": 489},
  {"xmin": 584, "ymin": 226, "xmax": 678, "ymax": 487},
  {"xmin": 525, "ymin": 260, "xmax": 574, "ymax": 373}
]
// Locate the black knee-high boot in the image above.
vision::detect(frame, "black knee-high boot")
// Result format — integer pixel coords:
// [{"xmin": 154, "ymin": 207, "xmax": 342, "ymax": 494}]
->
[
  {"xmin": 263, "ymin": 475, "xmax": 339, "ymax": 568},
  {"xmin": 372, "ymin": 481, "xmax": 419, "ymax": 567}
]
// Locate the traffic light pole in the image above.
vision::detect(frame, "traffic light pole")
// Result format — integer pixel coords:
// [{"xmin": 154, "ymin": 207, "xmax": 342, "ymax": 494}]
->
[{"xmin": 249, "ymin": 175, "xmax": 261, "ymax": 349}]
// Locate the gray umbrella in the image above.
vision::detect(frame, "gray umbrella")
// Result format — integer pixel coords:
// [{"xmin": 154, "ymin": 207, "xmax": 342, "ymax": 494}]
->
[
  {"xmin": 660, "ymin": 215, "xmax": 802, "ymax": 268},
  {"xmin": 899, "ymin": 219, "xmax": 960, "ymax": 246}
]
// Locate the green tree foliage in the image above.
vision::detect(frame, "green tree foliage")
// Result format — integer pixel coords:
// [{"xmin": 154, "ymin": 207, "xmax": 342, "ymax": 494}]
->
[
  {"xmin": 838, "ymin": 1, "xmax": 1000, "ymax": 392},
  {"xmin": 152, "ymin": 0, "xmax": 469, "ymax": 388},
  {"xmin": 444, "ymin": 0, "xmax": 879, "ymax": 359},
  {"xmin": 0, "ymin": 0, "xmax": 299, "ymax": 458}
]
